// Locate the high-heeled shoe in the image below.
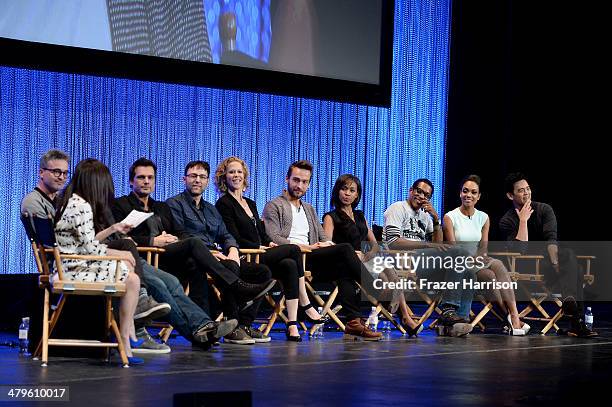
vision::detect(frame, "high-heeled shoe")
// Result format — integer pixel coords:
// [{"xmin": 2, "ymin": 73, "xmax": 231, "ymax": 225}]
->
[
  {"xmin": 507, "ymin": 314, "xmax": 526, "ymax": 336},
  {"xmin": 286, "ymin": 321, "xmax": 302, "ymax": 342},
  {"xmin": 299, "ymin": 304, "xmax": 330, "ymax": 324}
]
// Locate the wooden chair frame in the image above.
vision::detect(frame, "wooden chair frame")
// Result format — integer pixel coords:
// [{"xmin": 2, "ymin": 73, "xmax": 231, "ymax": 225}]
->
[
  {"xmin": 22, "ymin": 214, "xmax": 130, "ymax": 367},
  {"xmin": 493, "ymin": 252, "xmax": 595, "ymax": 335}
]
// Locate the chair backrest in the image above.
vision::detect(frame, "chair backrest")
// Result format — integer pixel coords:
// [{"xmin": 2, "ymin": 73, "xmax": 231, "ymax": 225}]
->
[
  {"xmin": 32, "ymin": 216, "xmax": 57, "ymax": 248},
  {"xmin": 20, "ymin": 212, "xmax": 37, "ymax": 242}
]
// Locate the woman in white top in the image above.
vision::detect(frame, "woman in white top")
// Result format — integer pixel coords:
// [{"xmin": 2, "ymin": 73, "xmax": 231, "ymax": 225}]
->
[
  {"xmin": 443, "ymin": 175, "xmax": 529, "ymax": 335},
  {"xmin": 55, "ymin": 159, "xmax": 143, "ymax": 361}
]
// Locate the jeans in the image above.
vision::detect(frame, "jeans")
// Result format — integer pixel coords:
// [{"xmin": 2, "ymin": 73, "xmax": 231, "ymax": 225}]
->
[
  {"xmin": 141, "ymin": 260, "xmax": 211, "ymax": 341},
  {"xmin": 411, "ymin": 246, "xmax": 475, "ymax": 318}
]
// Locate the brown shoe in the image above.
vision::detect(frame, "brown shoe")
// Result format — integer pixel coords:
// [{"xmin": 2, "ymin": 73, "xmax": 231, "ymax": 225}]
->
[{"xmin": 343, "ymin": 318, "xmax": 383, "ymax": 341}]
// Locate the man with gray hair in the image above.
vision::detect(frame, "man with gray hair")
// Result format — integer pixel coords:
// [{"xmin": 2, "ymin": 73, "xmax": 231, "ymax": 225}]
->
[
  {"xmin": 21, "ymin": 149, "xmax": 70, "ymax": 217},
  {"xmin": 20, "ymin": 150, "xmax": 181, "ymax": 354}
]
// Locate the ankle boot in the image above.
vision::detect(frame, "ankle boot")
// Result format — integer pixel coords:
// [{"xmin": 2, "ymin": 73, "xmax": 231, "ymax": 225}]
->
[{"xmin": 343, "ymin": 318, "xmax": 382, "ymax": 341}]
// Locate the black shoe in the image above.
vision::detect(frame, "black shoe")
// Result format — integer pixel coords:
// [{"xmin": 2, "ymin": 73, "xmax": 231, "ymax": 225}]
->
[
  {"xmin": 231, "ymin": 279, "xmax": 277, "ymax": 301},
  {"xmin": 242, "ymin": 325, "xmax": 271, "ymax": 343},
  {"xmin": 285, "ymin": 321, "xmax": 302, "ymax": 342},
  {"xmin": 567, "ymin": 319, "xmax": 598, "ymax": 338},
  {"xmin": 192, "ymin": 319, "xmax": 239, "ymax": 347},
  {"xmin": 401, "ymin": 318, "xmax": 423, "ymax": 337},
  {"xmin": 298, "ymin": 304, "xmax": 330, "ymax": 325},
  {"xmin": 562, "ymin": 296, "xmax": 578, "ymax": 317}
]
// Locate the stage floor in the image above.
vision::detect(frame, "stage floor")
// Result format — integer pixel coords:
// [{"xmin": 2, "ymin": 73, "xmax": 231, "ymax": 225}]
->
[{"xmin": 1, "ymin": 322, "xmax": 611, "ymax": 407}]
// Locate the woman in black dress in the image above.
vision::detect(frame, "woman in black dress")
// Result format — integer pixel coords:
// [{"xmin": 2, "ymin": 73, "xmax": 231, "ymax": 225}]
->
[
  {"xmin": 323, "ymin": 174, "xmax": 422, "ymax": 335},
  {"xmin": 214, "ymin": 157, "xmax": 326, "ymax": 341}
]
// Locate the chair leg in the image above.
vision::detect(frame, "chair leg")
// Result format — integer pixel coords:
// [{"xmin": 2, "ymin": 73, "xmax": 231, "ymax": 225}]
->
[
  {"xmin": 358, "ymin": 283, "xmax": 406, "ymax": 335},
  {"xmin": 159, "ymin": 326, "xmax": 174, "ymax": 343},
  {"xmin": 309, "ymin": 287, "xmax": 344, "ymax": 335},
  {"xmin": 471, "ymin": 302, "xmax": 493, "ymax": 329},
  {"xmin": 470, "ymin": 309, "xmax": 486, "ymax": 331},
  {"xmin": 35, "ymin": 294, "xmax": 65, "ymax": 359},
  {"xmin": 541, "ymin": 309, "xmax": 563, "ymax": 335},
  {"xmin": 262, "ymin": 296, "xmax": 283, "ymax": 336},
  {"xmin": 108, "ymin": 298, "xmax": 129, "ymax": 367},
  {"xmin": 104, "ymin": 297, "xmax": 111, "ymax": 362},
  {"xmin": 41, "ymin": 288, "xmax": 50, "ymax": 367}
]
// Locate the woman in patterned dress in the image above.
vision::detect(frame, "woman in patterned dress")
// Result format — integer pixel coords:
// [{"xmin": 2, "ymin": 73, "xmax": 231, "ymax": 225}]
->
[{"xmin": 55, "ymin": 159, "xmax": 142, "ymax": 360}]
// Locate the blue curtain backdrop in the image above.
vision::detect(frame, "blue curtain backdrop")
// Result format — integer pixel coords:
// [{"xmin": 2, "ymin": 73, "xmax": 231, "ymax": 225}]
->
[{"xmin": 0, "ymin": 0, "xmax": 451, "ymax": 274}]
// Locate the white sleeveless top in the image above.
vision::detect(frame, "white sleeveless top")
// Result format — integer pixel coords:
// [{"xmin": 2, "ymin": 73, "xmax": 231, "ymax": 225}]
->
[{"xmin": 445, "ymin": 207, "xmax": 488, "ymax": 255}]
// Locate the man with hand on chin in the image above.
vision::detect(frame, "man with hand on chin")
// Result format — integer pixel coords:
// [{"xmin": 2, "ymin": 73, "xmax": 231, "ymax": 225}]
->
[
  {"xmin": 383, "ymin": 178, "xmax": 475, "ymax": 337},
  {"xmin": 499, "ymin": 172, "xmax": 597, "ymax": 337}
]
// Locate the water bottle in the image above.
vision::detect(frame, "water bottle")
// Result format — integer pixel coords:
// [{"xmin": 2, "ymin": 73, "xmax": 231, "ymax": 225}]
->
[
  {"xmin": 382, "ymin": 320, "xmax": 391, "ymax": 334},
  {"xmin": 19, "ymin": 317, "xmax": 30, "ymax": 355},
  {"xmin": 314, "ymin": 307, "xmax": 325, "ymax": 338},
  {"xmin": 585, "ymin": 307, "xmax": 593, "ymax": 330},
  {"xmin": 367, "ymin": 307, "xmax": 378, "ymax": 331}
]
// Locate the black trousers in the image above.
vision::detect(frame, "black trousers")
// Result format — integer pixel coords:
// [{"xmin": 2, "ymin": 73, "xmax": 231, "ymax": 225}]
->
[
  {"xmin": 305, "ymin": 243, "xmax": 363, "ymax": 320},
  {"xmin": 218, "ymin": 260, "xmax": 272, "ymax": 326},
  {"xmin": 543, "ymin": 247, "xmax": 586, "ymax": 313},
  {"xmin": 157, "ymin": 237, "xmax": 270, "ymax": 326},
  {"xmin": 259, "ymin": 244, "xmax": 303, "ymax": 300}
]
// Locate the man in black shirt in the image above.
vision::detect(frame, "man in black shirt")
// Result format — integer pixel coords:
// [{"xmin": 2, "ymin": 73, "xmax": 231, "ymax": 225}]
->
[
  {"xmin": 112, "ymin": 158, "xmax": 275, "ymax": 345},
  {"xmin": 499, "ymin": 172, "xmax": 596, "ymax": 337}
]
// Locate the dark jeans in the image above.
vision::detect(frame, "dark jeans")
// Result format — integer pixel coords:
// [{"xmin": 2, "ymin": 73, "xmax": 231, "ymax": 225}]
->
[
  {"xmin": 306, "ymin": 243, "xmax": 362, "ymax": 320},
  {"xmin": 141, "ymin": 260, "xmax": 211, "ymax": 341},
  {"xmin": 410, "ymin": 246, "xmax": 475, "ymax": 318},
  {"xmin": 218, "ymin": 259, "xmax": 272, "ymax": 326},
  {"xmin": 259, "ymin": 244, "xmax": 303, "ymax": 300}
]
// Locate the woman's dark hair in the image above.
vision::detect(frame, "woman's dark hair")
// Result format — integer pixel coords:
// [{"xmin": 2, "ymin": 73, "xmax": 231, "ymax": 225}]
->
[
  {"xmin": 460, "ymin": 174, "xmax": 482, "ymax": 190},
  {"xmin": 56, "ymin": 159, "xmax": 115, "ymax": 233},
  {"xmin": 331, "ymin": 174, "xmax": 362, "ymax": 209}
]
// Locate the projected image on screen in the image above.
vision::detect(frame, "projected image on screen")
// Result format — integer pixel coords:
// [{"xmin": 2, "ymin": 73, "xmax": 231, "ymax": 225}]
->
[{"xmin": 0, "ymin": 0, "xmax": 382, "ymax": 85}]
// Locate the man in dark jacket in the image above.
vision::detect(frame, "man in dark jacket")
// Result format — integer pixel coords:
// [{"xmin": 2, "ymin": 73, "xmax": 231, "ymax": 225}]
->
[
  {"xmin": 499, "ymin": 172, "xmax": 597, "ymax": 337},
  {"xmin": 113, "ymin": 158, "xmax": 275, "ymax": 344}
]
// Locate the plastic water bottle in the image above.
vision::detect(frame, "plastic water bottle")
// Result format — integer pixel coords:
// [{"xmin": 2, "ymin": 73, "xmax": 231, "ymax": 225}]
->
[
  {"xmin": 585, "ymin": 307, "xmax": 593, "ymax": 330},
  {"xmin": 367, "ymin": 307, "xmax": 378, "ymax": 331},
  {"xmin": 382, "ymin": 320, "xmax": 391, "ymax": 334},
  {"xmin": 314, "ymin": 307, "xmax": 325, "ymax": 338},
  {"xmin": 18, "ymin": 317, "xmax": 30, "ymax": 355}
]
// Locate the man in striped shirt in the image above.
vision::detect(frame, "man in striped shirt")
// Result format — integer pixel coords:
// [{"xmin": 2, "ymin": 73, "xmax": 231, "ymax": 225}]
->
[{"xmin": 384, "ymin": 178, "xmax": 475, "ymax": 336}]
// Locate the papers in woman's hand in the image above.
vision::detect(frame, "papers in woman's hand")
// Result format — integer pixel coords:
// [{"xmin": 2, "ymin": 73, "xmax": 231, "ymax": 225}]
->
[{"xmin": 120, "ymin": 210, "xmax": 153, "ymax": 228}]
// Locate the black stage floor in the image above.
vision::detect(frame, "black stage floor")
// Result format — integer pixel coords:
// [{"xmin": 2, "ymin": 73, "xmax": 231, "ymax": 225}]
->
[{"xmin": 1, "ymin": 322, "xmax": 611, "ymax": 407}]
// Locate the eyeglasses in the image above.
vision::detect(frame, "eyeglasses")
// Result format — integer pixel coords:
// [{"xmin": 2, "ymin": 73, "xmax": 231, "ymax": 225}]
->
[
  {"xmin": 413, "ymin": 186, "xmax": 432, "ymax": 200},
  {"xmin": 186, "ymin": 174, "xmax": 209, "ymax": 181},
  {"xmin": 516, "ymin": 186, "xmax": 531, "ymax": 194},
  {"xmin": 43, "ymin": 168, "xmax": 69, "ymax": 178}
]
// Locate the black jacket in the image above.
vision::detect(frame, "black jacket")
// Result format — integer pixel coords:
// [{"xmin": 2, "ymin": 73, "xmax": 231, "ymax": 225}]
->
[
  {"xmin": 112, "ymin": 193, "xmax": 188, "ymax": 247},
  {"xmin": 215, "ymin": 194, "xmax": 271, "ymax": 249}
]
